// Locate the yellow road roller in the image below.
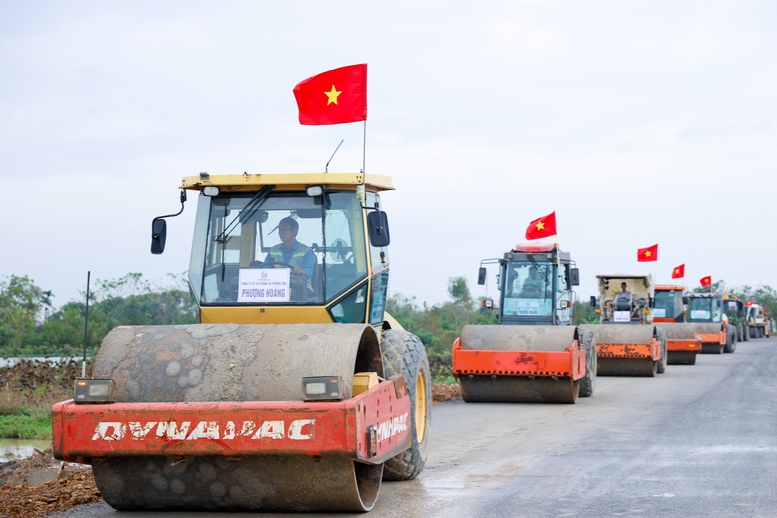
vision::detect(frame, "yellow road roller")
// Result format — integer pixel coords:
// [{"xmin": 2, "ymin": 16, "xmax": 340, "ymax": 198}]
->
[{"xmin": 52, "ymin": 172, "xmax": 431, "ymax": 512}]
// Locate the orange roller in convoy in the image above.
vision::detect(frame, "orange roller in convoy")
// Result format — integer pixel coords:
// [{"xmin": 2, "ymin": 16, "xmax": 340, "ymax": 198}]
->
[
  {"xmin": 653, "ymin": 285, "xmax": 702, "ymax": 365},
  {"xmin": 581, "ymin": 274, "xmax": 667, "ymax": 377},
  {"xmin": 452, "ymin": 245, "xmax": 597, "ymax": 404},
  {"xmin": 687, "ymin": 292, "xmax": 738, "ymax": 355}
]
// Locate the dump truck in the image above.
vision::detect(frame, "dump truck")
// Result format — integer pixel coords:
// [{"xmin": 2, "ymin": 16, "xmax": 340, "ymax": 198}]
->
[
  {"xmin": 687, "ymin": 292, "xmax": 737, "ymax": 353},
  {"xmin": 653, "ymin": 285, "xmax": 702, "ymax": 365},
  {"xmin": 745, "ymin": 301, "xmax": 771, "ymax": 338},
  {"xmin": 452, "ymin": 244, "xmax": 596, "ymax": 404},
  {"xmin": 722, "ymin": 293, "xmax": 749, "ymax": 342},
  {"xmin": 582, "ymin": 274, "xmax": 667, "ymax": 376},
  {"xmin": 51, "ymin": 172, "xmax": 431, "ymax": 512}
]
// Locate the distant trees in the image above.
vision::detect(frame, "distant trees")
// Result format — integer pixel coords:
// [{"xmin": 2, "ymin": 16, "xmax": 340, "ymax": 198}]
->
[
  {"xmin": 386, "ymin": 276, "xmax": 497, "ymax": 381},
  {"xmin": 690, "ymin": 281, "xmax": 777, "ymax": 318},
  {"xmin": 0, "ymin": 273, "xmax": 196, "ymax": 356},
  {"xmin": 5, "ymin": 271, "xmax": 777, "ymax": 378},
  {"xmin": 0, "ymin": 276, "xmax": 52, "ymax": 352}
]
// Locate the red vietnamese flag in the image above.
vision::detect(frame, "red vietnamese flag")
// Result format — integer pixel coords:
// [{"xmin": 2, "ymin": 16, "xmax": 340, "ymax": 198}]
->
[
  {"xmin": 700, "ymin": 276, "xmax": 712, "ymax": 287},
  {"xmin": 525, "ymin": 212, "xmax": 557, "ymax": 240},
  {"xmin": 293, "ymin": 64, "xmax": 367, "ymax": 125},
  {"xmin": 671, "ymin": 264, "xmax": 685, "ymax": 279},
  {"xmin": 637, "ymin": 244, "xmax": 658, "ymax": 262}
]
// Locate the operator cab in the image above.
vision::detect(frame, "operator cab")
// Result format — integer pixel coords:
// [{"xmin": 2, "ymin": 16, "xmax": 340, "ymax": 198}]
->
[
  {"xmin": 653, "ymin": 285, "xmax": 687, "ymax": 322},
  {"xmin": 478, "ymin": 244, "xmax": 580, "ymax": 326},
  {"xmin": 151, "ymin": 173, "xmax": 393, "ymax": 325},
  {"xmin": 594, "ymin": 274, "xmax": 654, "ymax": 324},
  {"xmin": 687, "ymin": 293, "xmax": 723, "ymax": 323}
]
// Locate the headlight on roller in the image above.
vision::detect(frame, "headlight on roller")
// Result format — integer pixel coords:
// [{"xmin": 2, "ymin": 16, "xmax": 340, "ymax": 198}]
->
[{"xmin": 74, "ymin": 379, "xmax": 116, "ymax": 403}]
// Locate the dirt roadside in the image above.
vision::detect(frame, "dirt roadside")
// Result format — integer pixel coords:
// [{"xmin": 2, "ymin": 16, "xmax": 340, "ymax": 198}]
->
[{"xmin": 0, "ymin": 384, "xmax": 461, "ymax": 518}]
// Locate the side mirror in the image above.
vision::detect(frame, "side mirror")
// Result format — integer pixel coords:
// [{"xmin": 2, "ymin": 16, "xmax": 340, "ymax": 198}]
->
[
  {"xmin": 151, "ymin": 218, "xmax": 167, "ymax": 255},
  {"xmin": 478, "ymin": 267, "xmax": 487, "ymax": 285},
  {"xmin": 682, "ymin": 296, "xmax": 689, "ymax": 305},
  {"xmin": 367, "ymin": 211, "xmax": 390, "ymax": 247},
  {"xmin": 570, "ymin": 268, "xmax": 580, "ymax": 286},
  {"xmin": 590, "ymin": 296, "xmax": 597, "ymax": 307},
  {"xmin": 649, "ymin": 296, "xmax": 654, "ymax": 308}
]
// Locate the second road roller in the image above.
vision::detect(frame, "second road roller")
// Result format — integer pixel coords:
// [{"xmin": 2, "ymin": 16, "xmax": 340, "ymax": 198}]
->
[{"xmin": 452, "ymin": 244, "xmax": 596, "ymax": 404}]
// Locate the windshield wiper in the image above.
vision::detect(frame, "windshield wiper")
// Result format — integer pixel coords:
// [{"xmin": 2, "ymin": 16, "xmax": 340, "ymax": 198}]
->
[
  {"xmin": 526, "ymin": 255, "xmax": 550, "ymax": 285},
  {"xmin": 214, "ymin": 186, "xmax": 274, "ymax": 243}
]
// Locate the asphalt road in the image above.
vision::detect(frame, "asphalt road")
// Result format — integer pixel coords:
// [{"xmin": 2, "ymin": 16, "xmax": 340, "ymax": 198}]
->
[{"xmin": 50, "ymin": 337, "xmax": 777, "ymax": 518}]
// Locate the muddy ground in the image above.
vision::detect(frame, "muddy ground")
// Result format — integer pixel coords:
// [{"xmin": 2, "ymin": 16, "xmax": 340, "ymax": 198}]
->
[{"xmin": 0, "ymin": 384, "xmax": 461, "ymax": 518}]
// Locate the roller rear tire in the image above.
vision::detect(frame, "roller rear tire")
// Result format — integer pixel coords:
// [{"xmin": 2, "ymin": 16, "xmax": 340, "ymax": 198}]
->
[
  {"xmin": 724, "ymin": 325, "xmax": 737, "ymax": 353},
  {"xmin": 380, "ymin": 329, "xmax": 431, "ymax": 481},
  {"xmin": 578, "ymin": 328, "xmax": 597, "ymax": 397},
  {"xmin": 656, "ymin": 328, "xmax": 668, "ymax": 374}
]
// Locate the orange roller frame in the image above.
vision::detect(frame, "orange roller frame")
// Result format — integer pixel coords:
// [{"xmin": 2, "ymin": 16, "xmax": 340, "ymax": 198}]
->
[
  {"xmin": 596, "ymin": 337, "xmax": 661, "ymax": 361},
  {"xmin": 452, "ymin": 338, "xmax": 586, "ymax": 381}
]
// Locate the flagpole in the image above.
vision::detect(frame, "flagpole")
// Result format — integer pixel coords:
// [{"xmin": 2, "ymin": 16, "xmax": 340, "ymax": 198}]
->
[{"xmin": 362, "ymin": 120, "xmax": 367, "ymax": 176}]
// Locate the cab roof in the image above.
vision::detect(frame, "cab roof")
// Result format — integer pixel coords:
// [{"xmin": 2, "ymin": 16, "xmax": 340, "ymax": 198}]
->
[
  {"xmin": 181, "ymin": 172, "xmax": 394, "ymax": 193},
  {"xmin": 595, "ymin": 273, "xmax": 652, "ymax": 281},
  {"xmin": 655, "ymin": 285, "xmax": 686, "ymax": 291}
]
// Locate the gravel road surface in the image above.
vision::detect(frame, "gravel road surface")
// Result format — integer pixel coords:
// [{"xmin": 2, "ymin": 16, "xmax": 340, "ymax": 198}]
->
[{"xmin": 48, "ymin": 337, "xmax": 777, "ymax": 517}]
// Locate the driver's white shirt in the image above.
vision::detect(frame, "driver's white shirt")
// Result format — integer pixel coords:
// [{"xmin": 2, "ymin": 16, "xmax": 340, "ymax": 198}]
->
[{"xmin": 614, "ymin": 290, "xmax": 633, "ymax": 304}]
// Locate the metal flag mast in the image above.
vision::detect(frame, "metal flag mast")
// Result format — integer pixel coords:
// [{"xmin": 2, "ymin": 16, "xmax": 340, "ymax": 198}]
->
[
  {"xmin": 362, "ymin": 120, "xmax": 367, "ymax": 176},
  {"xmin": 81, "ymin": 271, "xmax": 91, "ymax": 377}
]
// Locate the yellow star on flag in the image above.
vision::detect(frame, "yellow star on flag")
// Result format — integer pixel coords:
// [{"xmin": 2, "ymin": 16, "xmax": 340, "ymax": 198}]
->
[
  {"xmin": 644, "ymin": 250, "xmax": 651, "ymax": 257},
  {"xmin": 536, "ymin": 222, "xmax": 545, "ymax": 230},
  {"xmin": 674, "ymin": 268, "xmax": 680, "ymax": 274},
  {"xmin": 325, "ymin": 85, "xmax": 342, "ymax": 105}
]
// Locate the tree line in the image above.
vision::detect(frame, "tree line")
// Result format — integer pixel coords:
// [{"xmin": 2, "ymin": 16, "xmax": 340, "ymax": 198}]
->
[
  {"xmin": 0, "ymin": 273, "xmax": 196, "ymax": 356},
  {"xmin": 2, "ymin": 273, "xmax": 776, "ymax": 379}
]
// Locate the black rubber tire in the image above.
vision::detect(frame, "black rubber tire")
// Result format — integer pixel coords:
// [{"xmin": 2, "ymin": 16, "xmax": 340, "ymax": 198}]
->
[
  {"xmin": 656, "ymin": 327, "xmax": 668, "ymax": 374},
  {"xmin": 380, "ymin": 329, "xmax": 431, "ymax": 481},
  {"xmin": 724, "ymin": 324, "xmax": 737, "ymax": 353},
  {"xmin": 743, "ymin": 325, "xmax": 750, "ymax": 341},
  {"xmin": 736, "ymin": 324, "xmax": 743, "ymax": 342},
  {"xmin": 578, "ymin": 328, "xmax": 596, "ymax": 397}
]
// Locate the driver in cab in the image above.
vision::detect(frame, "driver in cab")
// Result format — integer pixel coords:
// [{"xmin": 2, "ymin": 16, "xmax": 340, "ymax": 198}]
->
[
  {"xmin": 613, "ymin": 282, "xmax": 633, "ymax": 310},
  {"xmin": 520, "ymin": 266, "xmax": 544, "ymax": 298},
  {"xmin": 266, "ymin": 217, "xmax": 315, "ymax": 280}
]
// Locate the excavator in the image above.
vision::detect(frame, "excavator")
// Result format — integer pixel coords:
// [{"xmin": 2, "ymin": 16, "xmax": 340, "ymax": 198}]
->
[
  {"xmin": 452, "ymin": 244, "xmax": 596, "ymax": 404},
  {"xmin": 653, "ymin": 285, "xmax": 702, "ymax": 365},
  {"xmin": 51, "ymin": 172, "xmax": 431, "ymax": 512},
  {"xmin": 582, "ymin": 274, "xmax": 667, "ymax": 376}
]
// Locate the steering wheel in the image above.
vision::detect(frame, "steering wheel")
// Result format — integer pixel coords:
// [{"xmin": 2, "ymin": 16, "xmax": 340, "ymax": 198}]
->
[{"xmin": 260, "ymin": 261, "xmax": 294, "ymax": 269}]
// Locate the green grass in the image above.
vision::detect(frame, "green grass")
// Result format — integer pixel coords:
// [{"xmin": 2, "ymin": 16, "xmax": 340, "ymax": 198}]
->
[{"xmin": 0, "ymin": 407, "xmax": 52, "ymax": 440}]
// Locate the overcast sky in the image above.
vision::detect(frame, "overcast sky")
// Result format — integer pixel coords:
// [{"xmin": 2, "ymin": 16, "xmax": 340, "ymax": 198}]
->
[{"xmin": 1, "ymin": 0, "xmax": 775, "ymax": 310}]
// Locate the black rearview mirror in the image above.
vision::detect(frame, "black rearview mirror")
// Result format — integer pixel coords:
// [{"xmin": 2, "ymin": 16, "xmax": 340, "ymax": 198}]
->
[
  {"xmin": 590, "ymin": 296, "xmax": 597, "ymax": 307},
  {"xmin": 367, "ymin": 211, "xmax": 390, "ymax": 247},
  {"xmin": 151, "ymin": 218, "xmax": 167, "ymax": 255},
  {"xmin": 478, "ymin": 267, "xmax": 487, "ymax": 285},
  {"xmin": 570, "ymin": 268, "xmax": 580, "ymax": 286}
]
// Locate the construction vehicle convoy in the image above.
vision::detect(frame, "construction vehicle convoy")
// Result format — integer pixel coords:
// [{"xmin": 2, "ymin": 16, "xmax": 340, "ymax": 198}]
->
[
  {"xmin": 687, "ymin": 292, "xmax": 737, "ymax": 354},
  {"xmin": 583, "ymin": 274, "xmax": 667, "ymax": 377},
  {"xmin": 51, "ymin": 172, "xmax": 431, "ymax": 512},
  {"xmin": 745, "ymin": 301, "xmax": 771, "ymax": 338},
  {"xmin": 653, "ymin": 285, "xmax": 702, "ymax": 365},
  {"xmin": 452, "ymin": 244, "xmax": 596, "ymax": 404}
]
